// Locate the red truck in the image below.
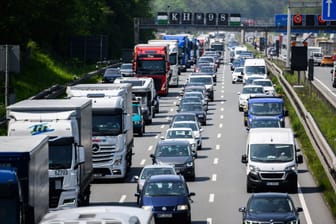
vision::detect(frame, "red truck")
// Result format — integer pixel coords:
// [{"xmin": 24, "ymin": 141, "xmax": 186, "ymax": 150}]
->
[{"xmin": 133, "ymin": 44, "xmax": 170, "ymax": 96}]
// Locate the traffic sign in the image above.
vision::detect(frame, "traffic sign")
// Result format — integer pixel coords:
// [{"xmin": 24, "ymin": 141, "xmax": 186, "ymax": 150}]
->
[
  {"xmin": 322, "ymin": 0, "xmax": 336, "ymax": 21},
  {"xmin": 293, "ymin": 14, "xmax": 303, "ymax": 26},
  {"xmin": 275, "ymin": 14, "xmax": 288, "ymax": 27}
]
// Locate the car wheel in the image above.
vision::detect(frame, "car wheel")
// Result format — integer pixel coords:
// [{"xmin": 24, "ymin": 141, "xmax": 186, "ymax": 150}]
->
[{"xmin": 246, "ymin": 179, "xmax": 253, "ymax": 193}]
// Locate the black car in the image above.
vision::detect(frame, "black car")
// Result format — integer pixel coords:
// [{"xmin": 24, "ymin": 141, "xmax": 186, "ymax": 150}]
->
[
  {"xmin": 150, "ymin": 139, "xmax": 196, "ymax": 180},
  {"xmin": 177, "ymin": 102, "xmax": 207, "ymax": 125},
  {"xmin": 135, "ymin": 174, "xmax": 195, "ymax": 224},
  {"xmin": 102, "ymin": 67, "xmax": 122, "ymax": 83},
  {"xmin": 239, "ymin": 193, "xmax": 303, "ymax": 224},
  {"xmin": 169, "ymin": 112, "xmax": 200, "ymax": 127},
  {"xmin": 197, "ymin": 66, "xmax": 217, "ymax": 82}
]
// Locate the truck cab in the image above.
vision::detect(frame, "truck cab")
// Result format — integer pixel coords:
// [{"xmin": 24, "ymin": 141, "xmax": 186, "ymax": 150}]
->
[
  {"xmin": 244, "ymin": 96, "xmax": 288, "ymax": 127},
  {"xmin": 132, "ymin": 98, "xmax": 145, "ymax": 136},
  {"xmin": 241, "ymin": 128, "xmax": 303, "ymax": 193}
]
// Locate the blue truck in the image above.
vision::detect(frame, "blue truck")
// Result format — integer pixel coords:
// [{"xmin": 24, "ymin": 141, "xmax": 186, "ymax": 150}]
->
[
  {"xmin": 0, "ymin": 135, "xmax": 49, "ymax": 224},
  {"xmin": 163, "ymin": 34, "xmax": 191, "ymax": 71},
  {"xmin": 244, "ymin": 96, "xmax": 288, "ymax": 127}
]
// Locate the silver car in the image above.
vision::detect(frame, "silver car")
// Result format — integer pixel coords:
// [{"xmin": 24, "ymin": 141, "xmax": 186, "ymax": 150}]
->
[{"xmin": 134, "ymin": 164, "xmax": 176, "ymax": 193}]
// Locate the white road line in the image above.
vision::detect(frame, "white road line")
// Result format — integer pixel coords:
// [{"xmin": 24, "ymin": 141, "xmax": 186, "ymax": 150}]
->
[
  {"xmin": 147, "ymin": 145, "xmax": 153, "ymax": 151},
  {"xmin": 216, "ymin": 145, "xmax": 220, "ymax": 150},
  {"xmin": 209, "ymin": 193, "xmax": 215, "ymax": 202},
  {"xmin": 212, "ymin": 174, "xmax": 217, "ymax": 181},
  {"xmin": 221, "ymin": 95, "xmax": 224, "ymax": 98},
  {"xmin": 220, "ymin": 115, "xmax": 224, "ymax": 119},
  {"xmin": 315, "ymin": 78, "xmax": 336, "ymax": 97},
  {"xmin": 221, "ymin": 90, "xmax": 224, "ymax": 93},
  {"xmin": 219, "ymin": 123, "xmax": 223, "ymax": 128},
  {"xmin": 220, "ymin": 107, "xmax": 224, "ymax": 111},
  {"xmin": 119, "ymin": 195, "xmax": 126, "ymax": 203},
  {"xmin": 221, "ymin": 101, "xmax": 224, "ymax": 104},
  {"xmin": 140, "ymin": 159, "xmax": 146, "ymax": 165},
  {"xmin": 217, "ymin": 133, "xmax": 221, "ymax": 138},
  {"xmin": 170, "ymin": 108, "xmax": 174, "ymax": 112},
  {"xmin": 206, "ymin": 218, "xmax": 212, "ymax": 224},
  {"xmin": 160, "ymin": 125, "xmax": 165, "ymax": 129},
  {"xmin": 298, "ymin": 183, "xmax": 313, "ymax": 224},
  {"xmin": 213, "ymin": 158, "xmax": 219, "ymax": 164},
  {"xmin": 155, "ymin": 135, "xmax": 159, "ymax": 139}
]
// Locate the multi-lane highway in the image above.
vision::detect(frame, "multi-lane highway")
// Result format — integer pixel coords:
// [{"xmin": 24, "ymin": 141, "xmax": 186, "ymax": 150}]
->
[{"xmin": 90, "ymin": 50, "xmax": 335, "ymax": 223}]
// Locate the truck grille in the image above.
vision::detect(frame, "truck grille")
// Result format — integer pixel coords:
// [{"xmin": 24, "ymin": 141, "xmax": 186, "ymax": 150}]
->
[
  {"xmin": 92, "ymin": 144, "xmax": 117, "ymax": 163},
  {"xmin": 49, "ymin": 177, "xmax": 63, "ymax": 208},
  {"xmin": 260, "ymin": 172, "xmax": 284, "ymax": 180}
]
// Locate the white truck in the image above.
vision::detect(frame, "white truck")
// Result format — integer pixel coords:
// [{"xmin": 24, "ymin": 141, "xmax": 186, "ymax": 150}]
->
[
  {"xmin": 114, "ymin": 77, "xmax": 158, "ymax": 124},
  {"xmin": 148, "ymin": 39, "xmax": 180, "ymax": 87},
  {"xmin": 241, "ymin": 128, "xmax": 303, "ymax": 193},
  {"xmin": 0, "ymin": 135, "xmax": 49, "ymax": 224},
  {"xmin": 307, "ymin": 46, "xmax": 322, "ymax": 65},
  {"xmin": 7, "ymin": 98, "xmax": 93, "ymax": 210},
  {"xmin": 66, "ymin": 83, "xmax": 134, "ymax": 179}
]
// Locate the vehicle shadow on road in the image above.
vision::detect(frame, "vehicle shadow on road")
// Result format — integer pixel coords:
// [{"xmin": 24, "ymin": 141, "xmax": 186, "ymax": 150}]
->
[{"xmin": 299, "ymin": 186, "xmax": 323, "ymax": 194}]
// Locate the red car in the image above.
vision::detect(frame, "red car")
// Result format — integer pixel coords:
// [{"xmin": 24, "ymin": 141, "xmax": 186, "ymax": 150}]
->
[{"xmin": 332, "ymin": 54, "xmax": 336, "ymax": 61}]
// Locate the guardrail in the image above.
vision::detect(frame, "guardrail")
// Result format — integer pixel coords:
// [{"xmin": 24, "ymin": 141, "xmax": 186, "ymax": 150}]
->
[{"xmin": 266, "ymin": 60, "xmax": 336, "ymax": 192}]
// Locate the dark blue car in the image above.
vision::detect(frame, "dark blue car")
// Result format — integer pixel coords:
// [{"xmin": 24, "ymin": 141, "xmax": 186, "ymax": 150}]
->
[
  {"xmin": 239, "ymin": 193, "xmax": 302, "ymax": 223},
  {"xmin": 135, "ymin": 175, "xmax": 195, "ymax": 224}
]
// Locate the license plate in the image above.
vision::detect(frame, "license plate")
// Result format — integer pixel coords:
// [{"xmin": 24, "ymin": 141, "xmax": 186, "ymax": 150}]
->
[
  {"xmin": 157, "ymin": 213, "xmax": 172, "ymax": 218},
  {"xmin": 266, "ymin": 182, "xmax": 279, "ymax": 186},
  {"xmin": 93, "ymin": 173, "xmax": 102, "ymax": 177}
]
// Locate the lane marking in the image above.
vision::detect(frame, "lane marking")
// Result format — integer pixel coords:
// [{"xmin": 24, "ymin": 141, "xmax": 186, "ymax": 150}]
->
[
  {"xmin": 315, "ymin": 78, "xmax": 336, "ymax": 97},
  {"xmin": 170, "ymin": 108, "xmax": 174, "ymax": 112},
  {"xmin": 119, "ymin": 195, "xmax": 126, "ymax": 203},
  {"xmin": 155, "ymin": 135, "xmax": 159, "ymax": 139},
  {"xmin": 217, "ymin": 133, "xmax": 222, "ymax": 138},
  {"xmin": 213, "ymin": 158, "xmax": 219, "ymax": 164},
  {"xmin": 140, "ymin": 159, "xmax": 146, "ymax": 165},
  {"xmin": 209, "ymin": 193, "xmax": 215, "ymax": 202},
  {"xmin": 147, "ymin": 145, "xmax": 153, "ymax": 151},
  {"xmin": 221, "ymin": 95, "xmax": 224, "ymax": 98},
  {"xmin": 220, "ymin": 107, "xmax": 224, "ymax": 111},
  {"xmin": 216, "ymin": 145, "xmax": 220, "ymax": 150},
  {"xmin": 160, "ymin": 125, "xmax": 165, "ymax": 129},
  {"xmin": 220, "ymin": 115, "xmax": 224, "ymax": 119},
  {"xmin": 221, "ymin": 101, "xmax": 224, "ymax": 104},
  {"xmin": 219, "ymin": 123, "xmax": 223, "ymax": 128},
  {"xmin": 207, "ymin": 218, "xmax": 212, "ymax": 224},
  {"xmin": 298, "ymin": 183, "xmax": 313, "ymax": 224},
  {"xmin": 212, "ymin": 174, "xmax": 217, "ymax": 181}
]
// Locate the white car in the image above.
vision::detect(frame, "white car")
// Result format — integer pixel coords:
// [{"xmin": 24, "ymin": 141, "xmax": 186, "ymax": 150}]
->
[
  {"xmin": 237, "ymin": 85, "xmax": 265, "ymax": 111},
  {"xmin": 162, "ymin": 127, "xmax": 198, "ymax": 155},
  {"xmin": 170, "ymin": 120, "xmax": 203, "ymax": 150},
  {"xmin": 232, "ymin": 66, "xmax": 244, "ymax": 84},
  {"xmin": 134, "ymin": 164, "xmax": 176, "ymax": 193},
  {"xmin": 251, "ymin": 78, "xmax": 276, "ymax": 95}
]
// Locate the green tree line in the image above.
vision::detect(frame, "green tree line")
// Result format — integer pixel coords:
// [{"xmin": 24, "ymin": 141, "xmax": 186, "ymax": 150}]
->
[{"xmin": 0, "ymin": 0, "xmax": 153, "ymax": 59}]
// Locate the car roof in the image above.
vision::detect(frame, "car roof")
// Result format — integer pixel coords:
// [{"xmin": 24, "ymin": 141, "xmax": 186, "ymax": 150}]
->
[
  {"xmin": 142, "ymin": 164, "xmax": 175, "ymax": 169},
  {"xmin": 173, "ymin": 112, "xmax": 197, "ymax": 117},
  {"xmin": 166, "ymin": 127, "xmax": 193, "ymax": 132},
  {"xmin": 158, "ymin": 139, "xmax": 191, "ymax": 145},
  {"xmin": 251, "ymin": 192, "xmax": 290, "ymax": 199},
  {"xmin": 147, "ymin": 174, "xmax": 184, "ymax": 182}
]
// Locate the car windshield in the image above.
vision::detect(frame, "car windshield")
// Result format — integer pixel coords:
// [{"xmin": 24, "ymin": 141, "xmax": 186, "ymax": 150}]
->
[
  {"xmin": 190, "ymin": 77, "xmax": 212, "ymax": 85},
  {"xmin": 172, "ymin": 122, "xmax": 197, "ymax": 131},
  {"xmin": 242, "ymin": 87, "xmax": 264, "ymax": 94},
  {"xmin": 121, "ymin": 64, "xmax": 132, "ymax": 69},
  {"xmin": 253, "ymin": 80, "xmax": 272, "ymax": 87},
  {"xmin": 143, "ymin": 181, "xmax": 187, "ymax": 196},
  {"xmin": 140, "ymin": 168, "xmax": 175, "ymax": 180},
  {"xmin": 250, "ymin": 144, "xmax": 294, "ymax": 162},
  {"xmin": 173, "ymin": 115, "xmax": 196, "ymax": 122},
  {"xmin": 250, "ymin": 102, "xmax": 283, "ymax": 116},
  {"xmin": 245, "ymin": 66, "xmax": 266, "ymax": 75},
  {"xmin": 180, "ymin": 103, "xmax": 203, "ymax": 112},
  {"xmin": 156, "ymin": 144, "xmax": 191, "ymax": 157},
  {"xmin": 248, "ymin": 197, "xmax": 294, "ymax": 213},
  {"xmin": 166, "ymin": 130, "xmax": 193, "ymax": 139},
  {"xmin": 250, "ymin": 119, "xmax": 281, "ymax": 128},
  {"xmin": 234, "ymin": 67, "xmax": 243, "ymax": 73}
]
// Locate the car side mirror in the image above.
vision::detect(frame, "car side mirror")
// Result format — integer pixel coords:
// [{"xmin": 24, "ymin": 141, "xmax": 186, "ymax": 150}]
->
[
  {"xmin": 237, "ymin": 92, "xmax": 241, "ymax": 95},
  {"xmin": 189, "ymin": 192, "xmax": 196, "ymax": 197},
  {"xmin": 241, "ymin": 154, "xmax": 248, "ymax": 164},
  {"xmin": 297, "ymin": 207, "xmax": 303, "ymax": 212},
  {"xmin": 134, "ymin": 192, "xmax": 140, "ymax": 198},
  {"xmin": 134, "ymin": 176, "xmax": 139, "ymax": 181},
  {"xmin": 297, "ymin": 155, "xmax": 303, "ymax": 164},
  {"xmin": 238, "ymin": 207, "xmax": 246, "ymax": 212},
  {"xmin": 160, "ymin": 136, "xmax": 165, "ymax": 140}
]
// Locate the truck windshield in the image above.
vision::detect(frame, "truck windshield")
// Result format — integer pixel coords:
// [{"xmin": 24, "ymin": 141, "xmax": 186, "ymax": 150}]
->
[
  {"xmin": 250, "ymin": 144, "xmax": 294, "ymax": 162},
  {"xmin": 49, "ymin": 144, "xmax": 73, "ymax": 169},
  {"xmin": 136, "ymin": 60, "xmax": 165, "ymax": 74},
  {"xmin": 0, "ymin": 199, "xmax": 19, "ymax": 224},
  {"xmin": 245, "ymin": 66, "xmax": 266, "ymax": 75},
  {"xmin": 169, "ymin": 53, "xmax": 177, "ymax": 65},
  {"xmin": 92, "ymin": 113, "xmax": 122, "ymax": 136},
  {"xmin": 250, "ymin": 102, "xmax": 283, "ymax": 116}
]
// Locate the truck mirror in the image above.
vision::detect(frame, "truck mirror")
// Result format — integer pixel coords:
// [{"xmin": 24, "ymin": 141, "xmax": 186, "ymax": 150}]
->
[
  {"xmin": 284, "ymin": 110, "xmax": 289, "ymax": 116},
  {"xmin": 331, "ymin": 69, "xmax": 334, "ymax": 74},
  {"xmin": 78, "ymin": 146, "xmax": 85, "ymax": 164},
  {"xmin": 241, "ymin": 154, "xmax": 248, "ymax": 164},
  {"xmin": 296, "ymin": 155, "xmax": 303, "ymax": 164}
]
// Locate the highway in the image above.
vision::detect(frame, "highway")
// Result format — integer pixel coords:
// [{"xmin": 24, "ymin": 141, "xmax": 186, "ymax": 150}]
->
[{"xmin": 90, "ymin": 50, "xmax": 335, "ymax": 223}]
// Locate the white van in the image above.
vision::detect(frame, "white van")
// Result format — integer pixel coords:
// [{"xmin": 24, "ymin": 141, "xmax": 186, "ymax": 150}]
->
[
  {"xmin": 241, "ymin": 128, "xmax": 303, "ymax": 193},
  {"xmin": 243, "ymin": 58, "xmax": 268, "ymax": 84}
]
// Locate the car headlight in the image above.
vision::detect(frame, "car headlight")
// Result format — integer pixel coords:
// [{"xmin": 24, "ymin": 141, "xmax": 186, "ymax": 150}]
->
[
  {"xmin": 287, "ymin": 220, "xmax": 299, "ymax": 224},
  {"xmin": 190, "ymin": 143, "xmax": 196, "ymax": 150},
  {"xmin": 186, "ymin": 161, "xmax": 193, "ymax": 167},
  {"xmin": 142, "ymin": 205, "xmax": 153, "ymax": 211},
  {"xmin": 114, "ymin": 156, "xmax": 123, "ymax": 165},
  {"xmin": 249, "ymin": 164, "xmax": 260, "ymax": 172},
  {"xmin": 198, "ymin": 114, "xmax": 204, "ymax": 118},
  {"xmin": 177, "ymin": 204, "xmax": 189, "ymax": 210},
  {"xmin": 285, "ymin": 165, "xmax": 296, "ymax": 171}
]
